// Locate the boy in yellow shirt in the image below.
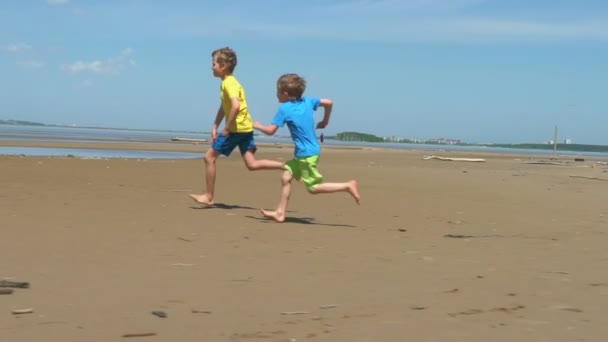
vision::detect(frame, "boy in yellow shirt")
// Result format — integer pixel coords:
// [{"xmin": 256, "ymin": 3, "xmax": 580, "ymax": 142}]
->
[{"xmin": 189, "ymin": 47, "xmax": 284, "ymax": 206}]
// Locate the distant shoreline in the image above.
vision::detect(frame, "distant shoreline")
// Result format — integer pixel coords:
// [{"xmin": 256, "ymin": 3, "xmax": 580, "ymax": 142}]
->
[{"xmin": 2, "ymin": 121, "xmax": 607, "ymax": 153}]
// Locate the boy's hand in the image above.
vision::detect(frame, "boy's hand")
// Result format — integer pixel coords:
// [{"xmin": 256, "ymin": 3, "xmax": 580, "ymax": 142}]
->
[
  {"xmin": 211, "ymin": 127, "xmax": 218, "ymax": 143},
  {"xmin": 221, "ymin": 127, "xmax": 230, "ymax": 137},
  {"xmin": 316, "ymin": 120, "xmax": 329, "ymax": 129},
  {"xmin": 253, "ymin": 121, "xmax": 262, "ymax": 130}
]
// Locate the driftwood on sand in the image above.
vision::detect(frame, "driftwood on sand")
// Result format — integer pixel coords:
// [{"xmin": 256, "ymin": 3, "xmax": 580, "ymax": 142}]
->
[
  {"xmin": 11, "ymin": 308, "xmax": 34, "ymax": 315},
  {"xmin": 423, "ymin": 155, "xmax": 486, "ymax": 162},
  {"xmin": 280, "ymin": 311, "xmax": 310, "ymax": 315},
  {"xmin": 0, "ymin": 280, "xmax": 29, "ymax": 288},
  {"xmin": 569, "ymin": 175, "xmax": 608, "ymax": 182},
  {"xmin": 122, "ymin": 332, "xmax": 157, "ymax": 338},
  {"xmin": 170, "ymin": 137, "xmax": 208, "ymax": 143},
  {"xmin": 524, "ymin": 161, "xmax": 571, "ymax": 166}
]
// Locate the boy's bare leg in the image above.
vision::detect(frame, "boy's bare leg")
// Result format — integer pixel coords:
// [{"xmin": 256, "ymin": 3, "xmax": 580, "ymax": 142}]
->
[
  {"xmin": 309, "ymin": 180, "xmax": 361, "ymax": 205},
  {"xmin": 188, "ymin": 149, "xmax": 220, "ymax": 205},
  {"xmin": 242, "ymin": 150, "xmax": 285, "ymax": 171},
  {"xmin": 260, "ymin": 171, "xmax": 293, "ymax": 223}
]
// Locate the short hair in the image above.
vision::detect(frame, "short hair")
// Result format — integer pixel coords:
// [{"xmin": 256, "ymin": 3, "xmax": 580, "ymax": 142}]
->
[
  {"xmin": 212, "ymin": 47, "xmax": 237, "ymax": 72},
  {"xmin": 277, "ymin": 73, "xmax": 306, "ymax": 99}
]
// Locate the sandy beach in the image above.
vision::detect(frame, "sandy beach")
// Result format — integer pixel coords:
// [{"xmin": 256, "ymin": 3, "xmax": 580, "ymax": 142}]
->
[{"xmin": 1, "ymin": 140, "xmax": 608, "ymax": 341}]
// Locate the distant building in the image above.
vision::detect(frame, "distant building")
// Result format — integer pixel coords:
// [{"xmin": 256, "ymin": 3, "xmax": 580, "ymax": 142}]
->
[
  {"xmin": 564, "ymin": 138, "xmax": 572, "ymax": 144},
  {"xmin": 383, "ymin": 136, "xmax": 463, "ymax": 144},
  {"xmin": 383, "ymin": 136, "xmax": 422, "ymax": 143},
  {"xmin": 427, "ymin": 138, "xmax": 463, "ymax": 145}
]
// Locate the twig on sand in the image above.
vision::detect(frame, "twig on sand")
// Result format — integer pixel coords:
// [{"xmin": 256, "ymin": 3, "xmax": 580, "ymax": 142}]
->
[
  {"xmin": 423, "ymin": 155, "xmax": 486, "ymax": 162},
  {"xmin": 0, "ymin": 289, "xmax": 14, "ymax": 295},
  {"xmin": 524, "ymin": 161, "xmax": 570, "ymax": 166},
  {"xmin": 191, "ymin": 309, "xmax": 212, "ymax": 314},
  {"xmin": 444, "ymin": 234, "xmax": 503, "ymax": 239},
  {"xmin": 122, "ymin": 332, "xmax": 157, "ymax": 338},
  {"xmin": 281, "ymin": 311, "xmax": 310, "ymax": 315},
  {"xmin": 319, "ymin": 304, "xmax": 338, "ymax": 309},
  {"xmin": 151, "ymin": 310, "xmax": 167, "ymax": 318},
  {"xmin": 0, "ymin": 280, "xmax": 30, "ymax": 288},
  {"xmin": 569, "ymin": 175, "xmax": 608, "ymax": 182}
]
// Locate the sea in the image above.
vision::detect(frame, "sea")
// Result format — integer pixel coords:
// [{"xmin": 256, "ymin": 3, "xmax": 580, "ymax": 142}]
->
[{"xmin": 1, "ymin": 124, "xmax": 607, "ymax": 159}]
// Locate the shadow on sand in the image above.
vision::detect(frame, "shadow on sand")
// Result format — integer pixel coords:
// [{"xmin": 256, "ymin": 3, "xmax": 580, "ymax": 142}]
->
[
  {"xmin": 190, "ymin": 203, "xmax": 257, "ymax": 210},
  {"xmin": 190, "ymin": 203, "xmax": 356, "ymax": 228},
  {"xmin": 245, "ymin": 215, "xmax": 356, "ymax": 228}
]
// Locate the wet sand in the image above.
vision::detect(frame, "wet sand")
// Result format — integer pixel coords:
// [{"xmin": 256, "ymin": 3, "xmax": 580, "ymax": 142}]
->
[{"xmin": 1, "ymin": 140, "xmax": 608, "ymax": 341}]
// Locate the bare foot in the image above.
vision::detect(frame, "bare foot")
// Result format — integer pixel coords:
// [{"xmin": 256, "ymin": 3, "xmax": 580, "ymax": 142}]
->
[
  {"xmin": 348, "ymin": 180, "xmax": 361, "ymax": 205},
  {"xmin": 260, "ymin": 208, "xmax": 285, "ymax": 223},
  {"xmin": 188, "ymin": 193, "xmax": 214, "ymax": 206}
]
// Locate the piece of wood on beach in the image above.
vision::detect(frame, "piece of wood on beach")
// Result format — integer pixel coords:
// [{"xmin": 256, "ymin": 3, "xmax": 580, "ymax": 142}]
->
[
  {"xmin": 0, "ymin": 280, "xmax": 30, "ymax": 288},
  {"xmin": 423, "ymin": 155, "xmax": 486, "ymax": 162},
  {"xmin": 171, "ymin": 263, "xmax": 195, "ymax": 267},
  {"xmin": 319, "ymin": 304, "xmax": 338, "ymax": 309},
  {"xmin": 11, "ymin": 308, "xmax": 34, "ymax": 315},
  {"xmin": 524, "ymin": 161, "xmax": 571, "ymax": 166},
  {"xmin": 444, "ymin": 234, "xmax": 504, "ymax": 239},
  {"xmin": 280, "ymin": 311, "xmax": 310, "ymax": 315},
  {"xmin": 151, "ymin": 310, "xmax": 167, "ymax": 318},
  {"xmin": 171, "ymin": 137, "xmax": 208, "ymax": 143},
  {"xmin": 0, "ymin": 289, "xmax": 14, "ymax": 295},
  {"xmin": 569, "ymin": 175, "xmax": 608, "ymax": 182},
  {"xmin": 191, "ymin": 309, "xmax": 212, "ymax": 314},
  {"xmin": 122, "ymin": 332, "xmax": 157, "ymax": 338}
]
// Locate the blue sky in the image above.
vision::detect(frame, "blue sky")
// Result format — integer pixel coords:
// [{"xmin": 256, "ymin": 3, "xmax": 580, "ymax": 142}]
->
[{"xmin": 1, "ymin": 0, "xmax": 607, "ymax": 144}]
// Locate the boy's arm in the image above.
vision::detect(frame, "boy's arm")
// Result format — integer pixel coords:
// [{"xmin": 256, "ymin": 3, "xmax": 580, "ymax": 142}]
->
[
  {"xmin": 221, "ymin": 97, "xmax": 240, "ymax": 136},
  {"xmin": 254, "ymin": 121, "xmax": 278, "ymax": 136},
  {"xmin": 316, "ymin": 98, "xmax": 333, "ymax": 129},
  {"xmin": 211, "ymin": 104, "xmax": 224, "ymax": 142}
]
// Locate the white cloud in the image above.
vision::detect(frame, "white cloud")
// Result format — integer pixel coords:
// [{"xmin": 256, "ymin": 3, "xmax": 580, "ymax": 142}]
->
[
  {"xmin": 4, "ymin": 43, "xmax": 32, "ymax": 53},
  {"xmin": 47, "ymin": 0, "xmax": 70, "ymax": 5},
  {"xmin": 18, "ymin": 60, "xmax": 45, "ymax": 69},
  {"xmin": 80, "ymin": 79, "xmax": 94, "ymax": 88},
  {"xmin": 3, "ymin": 43, "xmax": 45, "ymax": 69},
  {"xmin": 63, "ymin": 48, "xmax": 136, "ymax": 75}
]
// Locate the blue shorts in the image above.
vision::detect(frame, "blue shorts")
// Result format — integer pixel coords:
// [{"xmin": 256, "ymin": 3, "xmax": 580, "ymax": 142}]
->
[{"xmin": 212, "ymin": 132, "xmax": 257, "ymax": 156}]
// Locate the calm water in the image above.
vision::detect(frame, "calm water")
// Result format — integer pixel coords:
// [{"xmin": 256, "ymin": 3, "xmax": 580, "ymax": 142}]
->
[
  {"xmin": 2, "ymin": 124, "xmax": 607, "ymax": 159},
  {"xmin": 0, "ymin": 146, "xmax": 201, "ymax": 159}
]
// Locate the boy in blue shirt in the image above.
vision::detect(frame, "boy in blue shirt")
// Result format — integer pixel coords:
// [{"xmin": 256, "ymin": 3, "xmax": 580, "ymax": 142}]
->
[{"xmin": 254, "ymin": 73, "xmax": 360, "ymax": 223}]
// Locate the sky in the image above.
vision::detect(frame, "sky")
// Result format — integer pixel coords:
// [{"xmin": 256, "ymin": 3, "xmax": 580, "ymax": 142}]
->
[{"xmin": 1, "ymin": 0, "xmax": 607, "ymax": 144}]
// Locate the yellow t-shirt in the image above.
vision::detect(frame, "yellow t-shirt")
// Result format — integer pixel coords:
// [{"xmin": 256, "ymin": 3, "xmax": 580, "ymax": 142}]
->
[{"xmin": 221, "ymin": 75, "xmax": 253, "ymax": 133}]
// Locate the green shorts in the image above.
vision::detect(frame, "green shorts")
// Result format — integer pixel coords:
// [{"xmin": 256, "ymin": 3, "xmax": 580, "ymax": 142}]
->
[{"xmin": 285, "ymin": 155, "xmax": 323, "ymax": 191}]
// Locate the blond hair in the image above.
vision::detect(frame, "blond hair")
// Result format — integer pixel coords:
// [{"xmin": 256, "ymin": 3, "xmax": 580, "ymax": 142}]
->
[
  {"xmin": 277, "ymin": 73, "xmax": 306, "ymax": 99},
  {"xmin": 212, "ymin": 47, "xmax": 237, "ymax": 72}
]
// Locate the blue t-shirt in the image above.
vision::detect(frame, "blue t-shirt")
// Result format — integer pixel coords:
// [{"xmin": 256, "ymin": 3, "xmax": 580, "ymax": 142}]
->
[{"xmin": 271, "ymin": 97, "xmax": 321, "ymax": 158}]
